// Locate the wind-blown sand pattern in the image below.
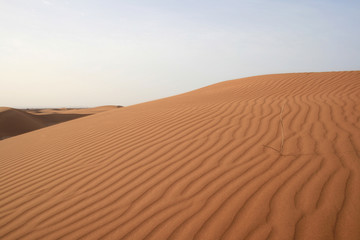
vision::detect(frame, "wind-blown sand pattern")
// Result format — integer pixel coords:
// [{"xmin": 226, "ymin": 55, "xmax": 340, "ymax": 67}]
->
[
  {"xmin": 0, "ymin": 106, "xmax": 120, "ymax": 140},
  {"xmin": 0, "ymin": 71, "xmax": 359, "ymax": 240}
]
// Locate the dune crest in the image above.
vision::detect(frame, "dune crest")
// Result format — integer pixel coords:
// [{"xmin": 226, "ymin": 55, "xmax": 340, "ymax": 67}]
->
[{"xmin": 0, "ymin": 71, "xmax": 359, "ymax": 240}]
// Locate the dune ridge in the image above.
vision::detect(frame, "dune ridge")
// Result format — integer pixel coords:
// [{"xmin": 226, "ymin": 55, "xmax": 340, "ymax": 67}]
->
[{"xmin": 0, "ymin": 71, "xmax": 359, "ymax": 240}]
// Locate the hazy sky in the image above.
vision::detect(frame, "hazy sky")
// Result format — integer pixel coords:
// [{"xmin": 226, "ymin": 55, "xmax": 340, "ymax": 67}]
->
[{"xmin": 1, "ymin": 0, "xmax": 359, "ymax": 108}]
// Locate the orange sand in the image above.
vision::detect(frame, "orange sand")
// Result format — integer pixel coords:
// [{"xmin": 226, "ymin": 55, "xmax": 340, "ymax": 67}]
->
[
  {"xmin": 0, "ymin": 71, "xmax": 359, "ymax": 239},
  {"xmin": 0, "ymin": 106, "xmax": 119, "ymax": 140}
]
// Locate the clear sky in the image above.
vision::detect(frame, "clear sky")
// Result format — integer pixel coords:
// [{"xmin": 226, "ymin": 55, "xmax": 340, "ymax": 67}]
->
[{"xmin": 1, "ymin": 0, "xmax": 359, "ymax": 108}]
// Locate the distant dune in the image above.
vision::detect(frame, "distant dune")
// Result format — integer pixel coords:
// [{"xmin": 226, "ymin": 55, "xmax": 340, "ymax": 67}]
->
[
  {"xmin": 0, "ymin": 71, "xmax": 359, "ymax": 240},
  {"xmin": 0, "ymin": 106, "xmax": 120, "ymax": 140}
]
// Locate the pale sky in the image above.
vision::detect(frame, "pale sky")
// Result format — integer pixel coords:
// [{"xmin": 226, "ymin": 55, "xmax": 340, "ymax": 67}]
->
[{"xmin": 1, "ymin": 0, "xmax": 359, "ymax": 108}]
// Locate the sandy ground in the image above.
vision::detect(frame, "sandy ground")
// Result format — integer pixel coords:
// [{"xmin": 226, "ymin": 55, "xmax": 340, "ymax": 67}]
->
[
  {"xmin": 0, "ymin": 71, "xmax": 359, "ymax": 240},
  {"xmin": 0, "ymin": 106, "xmax": 120, "ymax": 140}
]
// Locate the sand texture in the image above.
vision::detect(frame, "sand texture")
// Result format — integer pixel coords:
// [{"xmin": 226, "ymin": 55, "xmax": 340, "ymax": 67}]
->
[
  {"xmin": 0, "ymin": 71, "xmax": 359, "ymax": 240},
  {"xmin": 0, "ymin": 106, "xmax": 119, "ymax": 140}
]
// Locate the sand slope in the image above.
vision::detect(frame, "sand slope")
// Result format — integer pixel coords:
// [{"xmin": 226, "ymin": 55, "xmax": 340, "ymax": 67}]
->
[
  {"xmin": 0, "ymin": 71, "xmax": 359, "ymax": 240},
  {"xmin": 0, "ymin": 106, "xmax": 120, "ymax": 140}
]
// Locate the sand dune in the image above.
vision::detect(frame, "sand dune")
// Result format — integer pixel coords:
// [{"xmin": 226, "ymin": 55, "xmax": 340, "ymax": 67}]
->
[
  {"xmin": 0, "ymin": 71, "xmax": 359, "ymax": 240},
  {"xmin": 0, "ymin": 106, "xmax": 120, "ymax": 140},
  {"xmin": 0, "ymin": 107, "xmax": 45, "ymax": 140}
]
